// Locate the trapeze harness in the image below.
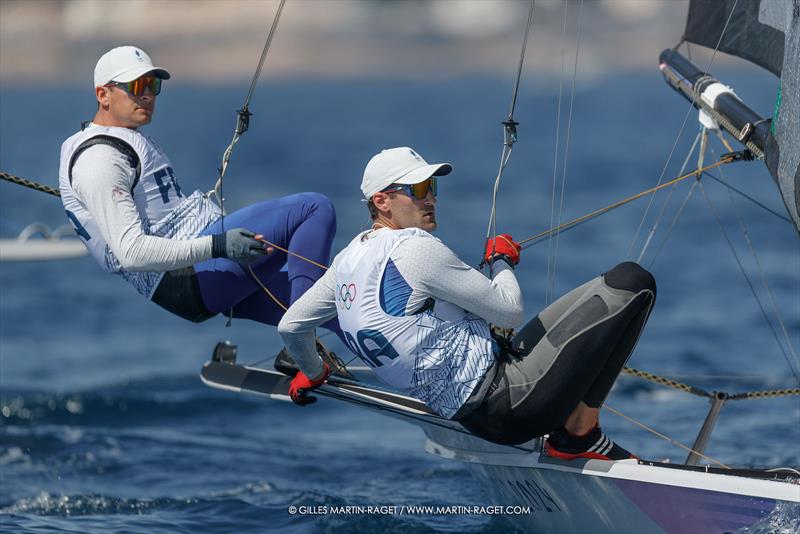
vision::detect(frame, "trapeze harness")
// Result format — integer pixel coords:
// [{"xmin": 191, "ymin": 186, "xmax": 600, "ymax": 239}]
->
[{"xmin": 58, "ymin": 123, "xmax": 220, "ymax": 322}]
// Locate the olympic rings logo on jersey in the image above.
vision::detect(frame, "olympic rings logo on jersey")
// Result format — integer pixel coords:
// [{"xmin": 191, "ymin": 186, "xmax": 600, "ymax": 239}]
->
[{"xmin": 338, "ymin": 283, "xmax": 357, "ymax": 310}]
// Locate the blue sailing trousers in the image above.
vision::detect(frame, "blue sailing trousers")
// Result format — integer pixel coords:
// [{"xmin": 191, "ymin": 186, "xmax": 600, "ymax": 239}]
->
[{"xmin": 195, "ymin": 192, "xmax": 342, "ymax": 339}]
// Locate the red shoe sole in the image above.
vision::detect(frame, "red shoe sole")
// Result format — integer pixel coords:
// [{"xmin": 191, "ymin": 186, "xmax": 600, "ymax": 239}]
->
[{"xmin": 544, "ymin": 443, "xmax": 637, "ymax": 461}]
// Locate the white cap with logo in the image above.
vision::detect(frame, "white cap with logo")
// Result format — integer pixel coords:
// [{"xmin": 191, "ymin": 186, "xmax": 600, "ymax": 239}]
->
[
  {"xmin": 361, "ymin": 147, "xmax": 452, "ymax": 199},
  {"xmin": 94, "ymin": 46, "xmax": 171, "ymax": 88}
]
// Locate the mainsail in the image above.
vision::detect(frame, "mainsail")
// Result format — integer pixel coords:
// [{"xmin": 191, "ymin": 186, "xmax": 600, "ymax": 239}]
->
[{"xmin": 682, "ymin": 0, "xmax": 799, "ymax": 232}]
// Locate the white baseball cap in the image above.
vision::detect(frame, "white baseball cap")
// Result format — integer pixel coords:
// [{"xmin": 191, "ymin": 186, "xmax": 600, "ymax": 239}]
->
[
  {"xmin": 94, "ymin": 46, "xmax": 171, "ymax": 88},
  {"xmin": 361, "ymin": 147, "xmax": 452, "ymax": 199}
]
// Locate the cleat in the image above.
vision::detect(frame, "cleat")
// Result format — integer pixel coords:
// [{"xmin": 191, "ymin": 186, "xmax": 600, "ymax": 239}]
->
[
  {"xmin": 544, "ymin": 426, "xmax": 638, "ymax": 461},
  {"xmin": 212, "ymin": 340, "xmax": 238, "ymax": 364}
]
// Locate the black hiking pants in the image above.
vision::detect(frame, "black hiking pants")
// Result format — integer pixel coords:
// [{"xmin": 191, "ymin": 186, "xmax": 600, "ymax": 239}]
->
[{"xmin": 458, "ymin": 262, "xmax": 657, "ymax": 446}]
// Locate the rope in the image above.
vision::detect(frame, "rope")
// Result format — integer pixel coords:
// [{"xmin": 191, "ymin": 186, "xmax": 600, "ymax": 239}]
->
[
  {"xmin": 547, "ymin": 0, "xmax": 584, "ymax": 303},
  {"xmin": 621, "ymin": 366, "xmax": 800, "ymax": 400},
  {"xmin": 621, "ymin": 366, "xmax": 711, "ymax": 398},
  {"xmin": 247, "ymin": 265, "xmax": 288, "ymax": 312},
  {"xmin": 702, "ymin": 171, "xmax": 793, "ymax": 224},
  {"xmin": 729, "ymin": 388, "xmax": 800, "ymax": 400},
  {"xmin": 709, "ymin": 145, "xmax": 800, "ymax": 380},
  {"xmin": 211, "ymin": 0, "xmax": 287, "ymax": 215},
  {"xmin": 1, "ymin": 172, "xmax": 60, "ymax": 197},
  {"xmin": 483, "ymin": 0, "xmax": 536, "ymax": 274},
  {"xmin": 647, "ymin": 179, "xmax": 700, "ymax": 268},
  {"xmin": 205, "ymin": 0, "xmax": 286, "ymax": 323},
  {"xmin": 259, "ymin": 237, "xmax": 329, "ymax": 271},
  {"xmin": 485, "ymin": 147, "xmax": 515, "ymax": 262},
  {"xmin": 508, "ymin": 0, "xmax": 536, "ymax": 120},
  {"xmin": 243, "ymin": 0, "xmax": 287, "ymax": 110},
  {"xmin": 698, "ymin": 181, "xmax": 800, "ymax": 385},
  {"xmin": 603, "ymin": 404, "xmax": 731, "ymax": 469},
  {"xmin": 545, "ymin": 0, "xmax": 570, "ymax": 305},
  {"xmin": 627, "ymin": 0, "xmax": 740, "ymax": 259},
  {"xmin": 519, "ymin": 159, "xmax": 732, "ymax": 248},
  {"xmin": 638, "ymin": 130, "xmax": 702, "ymax": 265},
  {"xmin": 244, "ymin": 236, "xmax": 330, "ymax": 313},
  {"xmin": 713, "ymin": 129, "xmax": 734, "ymax": 152}
]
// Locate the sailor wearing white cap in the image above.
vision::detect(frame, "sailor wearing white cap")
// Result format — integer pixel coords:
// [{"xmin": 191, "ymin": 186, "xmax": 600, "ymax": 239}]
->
[
  {"xmin": 280, "ymin": 146, "xmax": 520, "ymax": 416},
  {"xmin": 93, "ymin": 45, "xmax": 171, "ymax": 89},
  {"xmin": 279, "ymin": 146, "xmax": 656, "ymax": 460},
  {"xmin": 58, "ymin": 46, "xmax": 342, "ymax": 340}
]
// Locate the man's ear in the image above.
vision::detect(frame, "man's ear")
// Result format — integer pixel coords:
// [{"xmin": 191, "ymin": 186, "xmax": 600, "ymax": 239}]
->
[
  {"xmin": 371, "ymin": 192, "xmax": 392, "ymax": 214},
  {"xmin": 95, "ymin": 86, "xmax": 110, "ymax": 108}
]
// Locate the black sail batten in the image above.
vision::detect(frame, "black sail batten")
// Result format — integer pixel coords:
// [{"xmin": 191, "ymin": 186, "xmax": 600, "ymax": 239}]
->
[{"xmin": 664, "ymin": 0, "xmax": 800, "ymax": 233}]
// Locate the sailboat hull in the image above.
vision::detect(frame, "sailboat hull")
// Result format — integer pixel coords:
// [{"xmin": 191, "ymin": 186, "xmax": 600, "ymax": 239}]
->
[
  {"xmin": 424, "ymin": 425, "xmax": 797, "ymax": 533},
  {"xmin": 200, "ymin": 360, "xmax": 800, "ymax": 533}
]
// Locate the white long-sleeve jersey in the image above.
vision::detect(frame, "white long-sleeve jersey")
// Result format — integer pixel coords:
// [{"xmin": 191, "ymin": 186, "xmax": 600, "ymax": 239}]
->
[
  {"xmin": 279, "ymin": 227, "xmax": 523, "ymax": 418},
  {"xmin": 59, "ymin": 124, "xmax": 220, "ymax": 297}
]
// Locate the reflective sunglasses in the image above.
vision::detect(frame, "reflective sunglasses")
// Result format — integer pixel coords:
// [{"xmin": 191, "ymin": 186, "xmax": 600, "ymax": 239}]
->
[
  {"xmin": 107, "ymin": 76, "xmax": 162, "ymax": 97},
  {"xmin": 382, "ymin": 177, "xmax": 437, "ymax": 200}
]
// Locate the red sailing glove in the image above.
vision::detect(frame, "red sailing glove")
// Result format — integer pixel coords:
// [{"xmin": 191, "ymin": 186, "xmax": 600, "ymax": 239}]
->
[
  {"xmin": 484, "ymin": 234, "xmax": 521, "ymax": 267},
  {"xmin": 288, "ymin": 362, "xmax": 331, "ymax": 406}
]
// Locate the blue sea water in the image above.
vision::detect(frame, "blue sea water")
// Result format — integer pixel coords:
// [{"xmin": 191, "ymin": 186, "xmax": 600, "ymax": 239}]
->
[{"xmin": 1, "ymin": 70, "xmax": 798, "ymax": 533}]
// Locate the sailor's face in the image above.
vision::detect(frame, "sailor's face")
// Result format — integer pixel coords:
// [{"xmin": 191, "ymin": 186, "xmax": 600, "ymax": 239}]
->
[
  {"xmin": 96, "ymin": 82, "xmax": 156, "ymax": 129},
  {"xmin": 386, "ymin": 188, "xmax": 437, "ymax": 232}
]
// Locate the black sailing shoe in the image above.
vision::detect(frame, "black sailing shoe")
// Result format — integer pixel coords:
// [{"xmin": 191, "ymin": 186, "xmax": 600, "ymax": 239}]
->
[{"xmin": 544, "ymin": 426, "xmax": 638, "ymax": 461}]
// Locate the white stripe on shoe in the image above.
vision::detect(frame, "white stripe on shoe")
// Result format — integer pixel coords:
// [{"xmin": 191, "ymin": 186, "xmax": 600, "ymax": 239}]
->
[
  {"xmin": 598, "ymin": 438, "xmax": 614, "ymax": 456},
  {"xmin": 589, "ymin": 434, "xmax": 614, "ymax": 456},
  {"xmin": 589, "ymin": 435, "xmax": 607, "ymax": 453}
]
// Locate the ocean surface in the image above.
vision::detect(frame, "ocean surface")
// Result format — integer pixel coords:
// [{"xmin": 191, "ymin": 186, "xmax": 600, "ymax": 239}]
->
[{"xmin": 1, "ymin": 69, "xmax": 798, "ymax": 533}]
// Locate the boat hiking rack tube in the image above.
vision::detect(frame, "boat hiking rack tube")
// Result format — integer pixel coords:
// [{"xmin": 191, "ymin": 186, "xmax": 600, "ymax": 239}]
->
[{"xmin": 686, "ymin": 391, "xmax": 728, "ymax": 466}]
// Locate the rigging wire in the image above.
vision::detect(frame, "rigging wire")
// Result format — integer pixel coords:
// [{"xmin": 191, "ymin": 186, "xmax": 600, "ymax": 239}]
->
[
  {"xmin": 627, "ymin": 0, "xmax": 740, "ymax": 259},
  {"xmin": 547, "ymin": 0, "xmax": 584, "ymax": 304},
  {"xmin": 708, "ymin": 144, "xmax": 800, "ymax": 381},
  {"xmin": 210, "ymin": 0, "xmax": 287, "ymax": 217},
  {"xmin": 647, "ymin": 126, "xmax": 710, "ymax": 263},
  {"xmin": 701, "ymin": 171, "xmax": 793, "ymax": 224},
  {"xmin": 637, "ymin": 126, "xmax": 799, "ymax": 383},
  {"xmin": 507, "ymin": 0, "xmax": 536, "ymax": 120},
  {"xmin": 637, "ymin": 130, "xmax": 702, "ymax": 264},
  {"xmin": 545, "ymin": 0, "xmax": 570, "ymax": 305},
  {"xmin": 483, "ymin": 0, "xmax": 536, "ymax": 274},
  {"xmin": 697, "ymin": 180, "xmax": 800, "ymax": 385},
  {"xmin": 518, "ymin": 159, "xmax": 733, "ymax": 248},
  {"xmin": 204, "ymin": 0, "xmax": 287, "ymax": 321},
  {"xmin": 603, "ymin": 404, "xmax": 731, "ymax": 469},
  {"xmin": 646, "ymin": 180, "xmax": 700, "ymax": 268}
]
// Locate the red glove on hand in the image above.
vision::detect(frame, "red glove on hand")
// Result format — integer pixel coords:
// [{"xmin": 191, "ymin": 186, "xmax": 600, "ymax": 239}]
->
[
  {"xmin": 484, "ymin": 234, "xmax": 521, "ymax": 267},
  {"xmin": 288, "ymin": 362, "xmax": 331, "ymax": 406}
]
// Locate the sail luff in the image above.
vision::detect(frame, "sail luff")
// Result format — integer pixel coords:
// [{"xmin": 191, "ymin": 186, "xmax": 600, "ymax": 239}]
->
[{"xmin": 764, "ymin": 6, "xmax": 799, "ymax": 232}]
